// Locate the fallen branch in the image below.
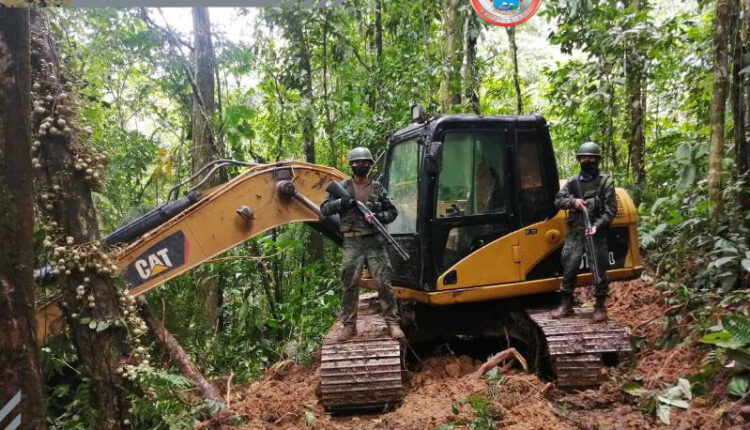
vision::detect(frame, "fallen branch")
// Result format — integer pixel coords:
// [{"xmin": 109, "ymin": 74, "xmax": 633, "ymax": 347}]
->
[
  {"xmin": 633, "ymin": 303, "xmax": 684, "ymax": 331},
  {"xmin": 472, "ymin": 347, "xmax": 529, "ymax": 378},
  {"xmin": 137, "ymin": 296, "xmax": 223, "ymax": 404},
  {"xmin": 226, "ymin": 372, "xmax": 234, "ymax": 408}
]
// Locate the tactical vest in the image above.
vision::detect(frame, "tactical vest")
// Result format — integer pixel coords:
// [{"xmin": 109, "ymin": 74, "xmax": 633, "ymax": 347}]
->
[{"xmin": 566, "ymin": 173, "xmax": 611, "ymax": 228}]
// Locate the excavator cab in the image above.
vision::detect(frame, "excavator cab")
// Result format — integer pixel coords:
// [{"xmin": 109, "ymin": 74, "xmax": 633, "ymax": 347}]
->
[
  {"xmin": 382, "ymin": 113, "xmax": 642, "ymax": 303},
  {"xmin": 384, "ymin": 114, "xmax": 558, "ymax": 290}
]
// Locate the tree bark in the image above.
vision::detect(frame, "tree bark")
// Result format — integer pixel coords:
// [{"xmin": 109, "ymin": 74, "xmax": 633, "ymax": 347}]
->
[
  {"xmin": 0, "ymin": 9, "xmax": 46, "ymax": 430},
  {"xmin": 323, "ymin": 12, "xmax": 337, "ymax": 166},
  {"xmin": 192, "ymin": 8, "xmax": 224, "ymax": 331},
  {"xmin": 290, "ymin": 19, "xmax": 324, "ymax": 261},
  {"xmin": 440, "ymin": 0, "xmax": 463, "ymax": 112},
  {"xmin": 30, "ymin": 9, "xmax": 129, "ymax": 429},
  {"xmin": 462, "ymin": 11, "xmax": 481, "ymax": 114},
  {"xmin": 136, "ymin": 297, "xmax": 222, "ymax": 403},
  {"xmin": 740, "ymin": 0, "xmax": 750, "ymax": 210},
  {"xmin": 507, "ymin": 26, "xmax": 522, "ymax": 115},
  {"xmin": 731, "ymin": 0, "xmax": 745, "ymax": 184},
  {"xmin": 709, "ymin": 0, "xmax": 732, "ymax": 218},
  {"xmin": 627, "ymin": 0, "xmax": 647, "ymax": 204},
  {"xmin": 371, "ymin": 0, "xmax": 383, "ymax": 112}
]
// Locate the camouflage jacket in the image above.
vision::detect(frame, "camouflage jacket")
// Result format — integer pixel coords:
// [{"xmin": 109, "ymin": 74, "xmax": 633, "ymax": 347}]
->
[
  {"xmin": 554, "ymin": 173, "xmax": 617, "ymax": 230},
  {"xmin": 320, "ymin": 178, "xmax": 398, "ymax": 235}
]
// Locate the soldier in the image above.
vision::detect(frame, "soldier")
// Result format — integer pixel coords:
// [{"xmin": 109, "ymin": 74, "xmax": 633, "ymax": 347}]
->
[
  {"xmin": 551, "ymin": 141, "xmax": 617, "ymax": 323},
  {"xmin": 320, "ymin": 147, "xmax": 404, "ymax": 341}
]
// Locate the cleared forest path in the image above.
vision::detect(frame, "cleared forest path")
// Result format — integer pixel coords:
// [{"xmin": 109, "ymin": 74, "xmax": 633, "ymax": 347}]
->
[{"xmin": 222, "ymin": 279, "xmax": 734, "ymax": 429}]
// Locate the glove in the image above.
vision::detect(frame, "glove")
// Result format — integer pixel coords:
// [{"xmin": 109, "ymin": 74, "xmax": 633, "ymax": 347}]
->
[
  {"xmin": 340, "ymin": 197, "xmax": 356, "ymax": 209},
  {"xmin": 366, "ymin": 201, "xmax": 382, "ymax": 212}
]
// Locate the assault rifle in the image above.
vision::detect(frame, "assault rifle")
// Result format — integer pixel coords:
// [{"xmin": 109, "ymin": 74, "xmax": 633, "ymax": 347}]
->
[
  {"xmin": 571, "ymin": 180, "xmax": 602, "ymax": 286},
  {"xmin": 326, "ymin": 181, "xmax": 410, "ymax": 261}
]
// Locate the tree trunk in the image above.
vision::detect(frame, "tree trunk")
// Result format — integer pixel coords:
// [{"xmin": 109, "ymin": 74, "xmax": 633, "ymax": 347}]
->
[
  {"xmin": 371, "ymin": 0, "xmax": 383, "ymax": 112},
  {"xmin": 323, "ymin": 11, "xmax": 337, "ymax": 167},
  {"xmin": 291, "ymin": 21, "xmax": 324, "ymax": 261},
  {"xmin": 709, "ymin": 0, "xmax": 732, "ymax": 218},
  {"xmin": 731, "ymin": 0, "xmax": 744, "ymax": 182},
  {"xmin": 192, "ymin": 8, "xmax": 224, "ymax": 331},
  {"xmin": 740, "ymin": 0, "xmax": 750, "ymax": 210},
  {"xmin": 507, "ymin": 26, "xmax": 522, "ymax": 115},
  {"xmin": 440, "ymin": 0, "xmax": 463, "ymax": 112},
  {"xmin": 627, "ymin": 0, "xmax": 647, "ymax": 204},
  {"xmin": 462, "ymin": 11, "xmax": 481, "ymax": 114},
  {"xmin": 191, "ymin": 7, "xmax": 219, "ymax": 175},
  {"xmin": 30, "ymin": 9, "xmax": 129, "ymax": 429},
  {"xmin": 136, "ymin": 297, "xmax": 222, "ymax": 403},
  {"xmin": 0, "ymin": 9, "xmax": 46, "ymax": 430}
]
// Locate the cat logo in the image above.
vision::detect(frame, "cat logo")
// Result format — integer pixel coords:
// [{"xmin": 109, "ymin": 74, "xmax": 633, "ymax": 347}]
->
[
  {"xmin": 134, "ymin": 248, "xmax": 173, "ymax": 280},
  {"xmin": 124, "ymin": 231, "xmax": 187, "ymax": 288}
]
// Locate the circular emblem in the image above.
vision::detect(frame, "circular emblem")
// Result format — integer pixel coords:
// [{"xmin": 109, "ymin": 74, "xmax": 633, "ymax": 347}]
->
[{"xmin": 469, "ymin": 0, "xmax": 543, "ymax": 27}]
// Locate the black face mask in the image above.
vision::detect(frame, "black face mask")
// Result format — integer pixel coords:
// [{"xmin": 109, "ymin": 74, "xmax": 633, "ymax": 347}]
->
[
  {"xmin": 580, "ymin": 161, "xmax": 599, "ymax": 180},
  {"xmin": 352, "ymin": 165, "xmax": 370, "ymax": 177}
]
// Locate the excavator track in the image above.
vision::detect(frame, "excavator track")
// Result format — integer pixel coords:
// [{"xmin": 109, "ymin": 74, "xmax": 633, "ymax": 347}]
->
[
  {"xmin": 319, "ymin": 294, "xmax": 403, "ymax": 412},
  {"xmin": 528, "ymin": 307, "xmax": 632, "ymax": 387}
]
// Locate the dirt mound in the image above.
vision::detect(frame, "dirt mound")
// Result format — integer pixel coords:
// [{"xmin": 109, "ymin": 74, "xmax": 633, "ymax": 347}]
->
[{"xmin": 223, "ymin": 278, "xmax": 733, "ymax": 430}]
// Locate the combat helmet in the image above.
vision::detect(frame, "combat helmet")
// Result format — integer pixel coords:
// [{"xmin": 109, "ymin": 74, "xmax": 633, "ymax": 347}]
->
[
  {"xmin": 576, "ymin": 141, "xmax": 602, "ymax": 158},
  {"xmin": 347, "ymin": 147, "xmax": 375, "ymax": 163}
]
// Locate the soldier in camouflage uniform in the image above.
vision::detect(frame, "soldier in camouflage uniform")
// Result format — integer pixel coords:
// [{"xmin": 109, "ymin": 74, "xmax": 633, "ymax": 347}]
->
[
  {"xmin": 320, "ymin": 147, "xmax": 404, "ymax": 341},
  {"xmin": 551, "ymin": 141, "xmax": 617, "ymax": 323}
]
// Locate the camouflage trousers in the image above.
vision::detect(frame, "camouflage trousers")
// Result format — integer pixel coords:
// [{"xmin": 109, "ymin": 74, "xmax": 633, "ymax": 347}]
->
[
  {"xmin": 340, "ymin": 235, "xmax": 400, "ymax": 327},
  {"xmin": 560, "ymin": 227, "xmax": 610, "ymax": 299}
]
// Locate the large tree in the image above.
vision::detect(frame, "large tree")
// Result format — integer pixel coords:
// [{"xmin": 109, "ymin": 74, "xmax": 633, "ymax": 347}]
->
[
  {"xmin": 0, "ymin": 9, "xmax": 46, "ymax": 430},
  {"xmin": 30, "ymin": 9, "xmax": 130, "ymax": 428},
  {"xmin": 626, "ymin": 0, "xmax": 647, "ymax": 202},
  {"xmin": 709, "ymin": 0, "xmax": 732, "ymax": 217},
  {"xmin": 191, "ymin": 8, "xmax": 225, "ymax": 330}
]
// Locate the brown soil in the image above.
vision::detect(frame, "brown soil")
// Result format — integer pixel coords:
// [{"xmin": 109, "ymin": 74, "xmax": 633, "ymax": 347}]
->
[{"xmin": 221, "ymin": 279, "xmax": 739, "ymax": 430}]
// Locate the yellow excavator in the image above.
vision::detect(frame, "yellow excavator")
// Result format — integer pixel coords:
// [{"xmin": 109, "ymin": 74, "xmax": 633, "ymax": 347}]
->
[{"xmin": 36, "ymin": 111, "xmax": 643, "ymax": 412}]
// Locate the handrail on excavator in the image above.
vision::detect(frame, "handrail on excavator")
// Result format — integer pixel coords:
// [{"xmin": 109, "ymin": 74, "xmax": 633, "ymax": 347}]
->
[{"xmin": 166, "ymin": 158, "xmax": 260, "ymax": 202}]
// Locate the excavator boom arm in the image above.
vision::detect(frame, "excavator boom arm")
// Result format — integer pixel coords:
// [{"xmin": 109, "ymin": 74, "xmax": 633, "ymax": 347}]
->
[{"xmin": 37, "ymin": 161, "xmax": 346, "ymax": 343}]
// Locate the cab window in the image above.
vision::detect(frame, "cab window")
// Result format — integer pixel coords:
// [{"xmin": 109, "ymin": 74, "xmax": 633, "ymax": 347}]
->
[
  {"xmin": 437, "ymin": 131, "xmax": 507, "ymax": 218},
  {"xmin": 386, "ymin": 138, "xmax": 419, "ymax": 234}
]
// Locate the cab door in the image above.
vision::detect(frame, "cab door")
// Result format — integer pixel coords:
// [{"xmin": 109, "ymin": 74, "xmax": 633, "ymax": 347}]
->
[{"xmin": 430, "ymin": 127, "xmax": 521, "ymax": 285}]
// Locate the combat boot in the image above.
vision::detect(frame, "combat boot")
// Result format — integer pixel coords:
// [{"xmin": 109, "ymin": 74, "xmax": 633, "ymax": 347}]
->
[
  {"xmin": 592, "ymin": 297, "xmax": 608, "ymax": 323},
  {"xmin": 332, "ymin": 324, "xmax": 357, "ymax": 342},
  {"xmin": 387, "ymin": 322, "xmax": 405, "ymax": 340},
  {"xmin": 551, "ymin": 293, "xmax": 574, "ymax": 319}
]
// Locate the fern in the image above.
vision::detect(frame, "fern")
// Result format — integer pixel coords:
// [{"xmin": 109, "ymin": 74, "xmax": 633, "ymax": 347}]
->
[
  {"xmin": 137, "ymin": 367, "xmax": 193, "ymax": 389},
  {"xmin": 721, "ymin": 315, "xmax": 750, "ymax": 345}
]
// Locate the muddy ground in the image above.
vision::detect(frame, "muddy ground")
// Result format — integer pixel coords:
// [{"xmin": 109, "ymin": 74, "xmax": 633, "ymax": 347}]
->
[{"xmin": 217, "ymin": 279, "xmax": 745, "ymax": 429}]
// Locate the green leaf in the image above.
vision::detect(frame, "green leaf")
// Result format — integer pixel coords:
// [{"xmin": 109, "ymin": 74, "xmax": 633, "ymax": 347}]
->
[
  {"xmin": 96, "ymin": 321, "xmax": 109, "ymax": 332},
  {"xmin": 678, "ymin": 165, "xmax": 696, "ymax": 187},
  {"xmin": 304, "ymin": 410, "xmax": 316, "ymax": 427},
  {"xmin": 657, "ymin": 404, "xmax": 671, "ymax": 425},
  {"xmin": 727, "ymin": 348, "xmax": 750, "ymax": 369},
  {"xmin": 713, "ymin": 256, "xmax": 736, "ymax": 267},
  {"xmin": 677, "ymin": 378, "xmax": 692, "ymax": 400},
  {"xmin": 622, "ymin": 381, "xmax": 649, "ymax": 397},
  {"xmin": 722, "ymin": 315, "xmax": 750, "ymax": 344},
  {"xmin": 700, "ymin": 331, "xmax": 745, "ymax": 348},
  {"xmin": 485, "ymin": 367, "xmax": 499, "ymax": 381},
  {"xmin": 451, "ymin": 402, "xmax": 459, "ymax": 415},
  {"xmin": 435, "ymin": 424, "xmax": 456, "ymax": 430},
  {"xmin": 728, "ymin": 374, "xmax": 749, "ymax": 397},
  {"xmin": 658, "ymin": 396, "xmax": 689, "ymax": 409},
  {"xmin": 79, "ymin": 317, "xmax": 91, "ymax": 325}
]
